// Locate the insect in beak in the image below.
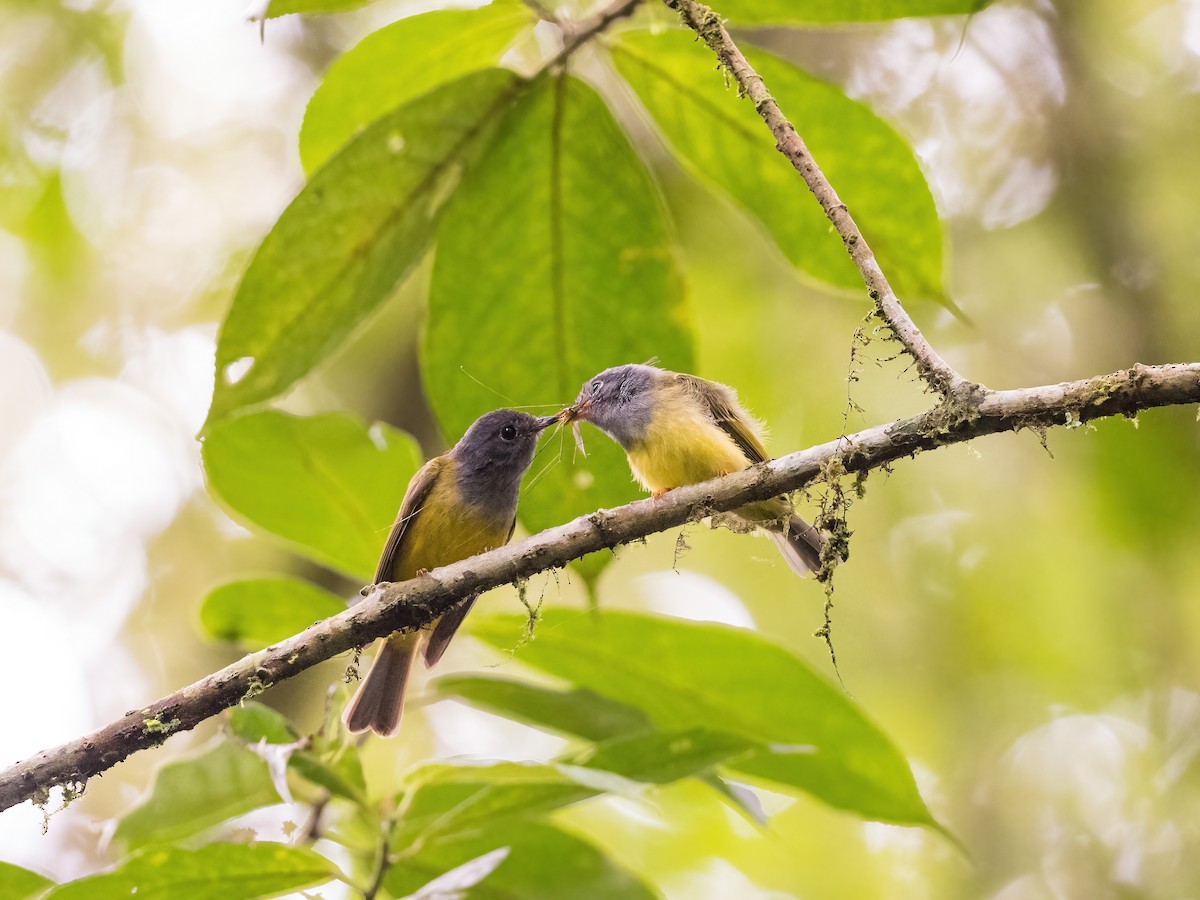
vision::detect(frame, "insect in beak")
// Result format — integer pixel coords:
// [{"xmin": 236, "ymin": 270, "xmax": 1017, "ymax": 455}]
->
[
  {"xmin": 558, "ymin": 403, "xmax": 590, "ymax": 456},
  {"xmin": 571, "ymin": 419, "xmax": 586, "ymax": 457}
]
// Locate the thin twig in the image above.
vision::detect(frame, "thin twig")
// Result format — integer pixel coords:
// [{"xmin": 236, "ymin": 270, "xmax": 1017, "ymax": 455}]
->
[
  {"xmin": 520, "ymin": 0, "xmax": 556, "ymax": 22},
  {"xmin": 1, "ymin": 362, "xmax": 1196, "ymax": 813},
  {"xmin": 299, "ymin": 792, "xmax": 329, "ymax": 845},
  {"xmin": 551, "ymin": 0, "xmax": 642, "ymax": 67},
  {"xmin": 363, "ymin": 833, "xmax": 393, "ymax": 900},
  {"xmin": 662, "ymin": 0, "xmax": 976, "ymax": 401}
]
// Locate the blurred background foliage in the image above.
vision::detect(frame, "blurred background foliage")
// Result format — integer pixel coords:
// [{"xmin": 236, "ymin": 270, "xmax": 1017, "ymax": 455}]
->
[{"xmin": 2, "ymin": 0, "xmax": 1200, "ymax": 897}]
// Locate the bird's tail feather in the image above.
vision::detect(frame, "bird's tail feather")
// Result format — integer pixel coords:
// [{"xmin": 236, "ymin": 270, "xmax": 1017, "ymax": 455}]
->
[
  {"xmin": 342, "ymin": 632, "xmax": 418, "ymax": 738},
  {"xmin": 769, "ymin": 514, "xmax": 825, "ymax": 577}
]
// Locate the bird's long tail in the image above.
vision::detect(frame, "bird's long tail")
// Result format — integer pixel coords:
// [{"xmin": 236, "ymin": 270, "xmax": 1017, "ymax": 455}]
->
[
  {"xmin": 768, "ymin": 514, "xmax": 825, "ymax": 577},
  {"xmin": 342, "ymin": 632, "xmax": 418, "ymax": 738}
]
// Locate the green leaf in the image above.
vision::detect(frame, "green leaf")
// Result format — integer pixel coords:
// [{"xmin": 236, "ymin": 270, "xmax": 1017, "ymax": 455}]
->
[
  {"xmin": 266, "ymin": 0, "xmax": 372, "ymax": 16},
  {"xmin": 715, "ymin": 0, "xmax": 992, "ymax": 25},
  {"xmin": 202, "ymin": 411, "xmax": 422, "ymax": 579},
  {"xmin": 436, "ymin": 676, "xmax": 763, "ymax": 825},
  {"xmin": 226, "ymin": 703, "xmax": 367, "ymax": 804},
  {"xmin": 432, "ymin": 673, "xmax": 654, "ymax": 741},
  {"xmin": 389, "ymin": 848, "xmax": 511, "ymax": 899},
  {"xmin": 469, "ymin": 609, "xmax": 936, "ymax": 826},
  {"xmin": 200, "ymin": 577, "xmax": 346, "ymax": 649},
  {"xmin": 44, "ymin": 843, "xmax": 338, "ymax": 900},
  {"xmin": 0, "ymin": 861, "xmax": 53, "ymax": 900},
  {"xmin": 434, "ymin": 673, "xmax": 767, "ymax": 823},
  {"xmin": 395, "ymin": 728, "xmax": 747, "ymax": 846},
  {"xmin": 228, "ymin": 702, "xmax": 299, "ymax": 744},
  {"xmin": 290, "ymin": 748, "xmax": 367, "ymax": 805},
  {"xmin": 115, "ymin": 742, "xmax": 281, "ymax": 850},
  {"xmin": 566, "ymin": 727, "xmax": 754, "ymax": 784},
  {"xmin": 300, "ymin": 2, "xmax": 534, "ymax": 173},
  {"xmin": 612, "ymin": 31, "xmax": 943, "ymax": 302},
  {"xmin": 423, "ymin": 73, "xmax": 693, "ymax": 584},
  {"xmin": 207, "ymin": 69, "xmax": 525, "ymax": 424},
  {"xmin": 394, "ymin": 762, "xmax": 594, "ymax": 847},
  {"xmin": 385, "ymin": 822, "xmax": 656, "ymax": 900}
]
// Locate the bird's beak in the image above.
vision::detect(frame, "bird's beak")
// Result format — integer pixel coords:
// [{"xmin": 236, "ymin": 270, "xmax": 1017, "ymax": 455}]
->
[{"xmin": 534, "ymin": 414, "xmax": 559, "ymax": 431}]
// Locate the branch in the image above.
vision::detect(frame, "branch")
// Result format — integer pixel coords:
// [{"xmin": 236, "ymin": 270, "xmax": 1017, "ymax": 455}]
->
[
  {"xmin": 662, "ymin": 0, "xmax": 976, "ymax": 400},
  {"xmin": 552, "ymin": 0, "xmax": 641, "ymax": 65},
  {"xmin": 2, "ymin": 362, "xmax": 1196, "ymax": 813}
]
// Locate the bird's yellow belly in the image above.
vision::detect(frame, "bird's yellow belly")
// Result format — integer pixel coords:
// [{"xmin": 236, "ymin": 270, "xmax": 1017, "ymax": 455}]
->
[{"xmin": 626, "ymin": 413, "xmax": 749, "ymax": 493}]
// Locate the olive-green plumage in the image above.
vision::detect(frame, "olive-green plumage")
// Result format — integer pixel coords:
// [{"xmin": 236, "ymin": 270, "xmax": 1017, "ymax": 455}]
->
[{"xmin": 342, "ymin": 410, "xmax": 554, "ymax": 738}]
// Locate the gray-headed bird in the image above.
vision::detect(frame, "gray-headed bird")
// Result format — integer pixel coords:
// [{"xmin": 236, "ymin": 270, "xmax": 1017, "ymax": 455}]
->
[
  {"xmin": 564, "ymin": 364, "xmax": 825, "ymax": 576},
  {"xmin": 343, "ymin": 409, "xmax": 556, "ymax": 737}
]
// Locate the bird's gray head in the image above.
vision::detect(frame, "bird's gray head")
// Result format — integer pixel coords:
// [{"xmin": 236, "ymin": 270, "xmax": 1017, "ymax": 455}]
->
[
  {"xmin": 569, "ymin": 364, "xmax": 659, "ymax": 450},
  {"xmin": 451, "ymin": 409, "xmax": 556, "ymax": 519}
]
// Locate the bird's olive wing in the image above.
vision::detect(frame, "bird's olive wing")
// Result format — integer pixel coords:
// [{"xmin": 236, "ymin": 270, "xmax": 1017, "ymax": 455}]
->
[
  {"xmin": 374, "ymin": 455, "xmax": 445, "ymax": 584},
  {"xmin": 676, "ymin": 373, "xmax": 769, "ymax": 464}
]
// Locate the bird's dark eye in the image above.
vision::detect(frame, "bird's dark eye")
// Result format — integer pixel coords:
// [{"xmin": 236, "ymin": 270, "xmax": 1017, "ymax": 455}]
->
[
  {"xmin": 500, "ymin": 424, "xmax": 518, "ymax": 441},
  {"xmin": 591, "ymin": 380, "xmax": 604, "ymax": 394}
]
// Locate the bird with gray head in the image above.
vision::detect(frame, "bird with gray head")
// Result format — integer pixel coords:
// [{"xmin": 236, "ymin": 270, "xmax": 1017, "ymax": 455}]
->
[
  {"xmin": 563, "ymin": 364, "xmax": 826, "ymax": 577},
  {"xmin": 343, "ymin": 408, "xmax": 557, "ymax": 738}
]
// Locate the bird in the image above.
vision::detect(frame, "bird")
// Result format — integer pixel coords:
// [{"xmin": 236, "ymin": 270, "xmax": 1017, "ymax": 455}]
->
[
  {"xmin": 562, "ymin": 364, "xmax": 825, "ymax": 576},
  {"xmin": 342, "ymin": 409, "xmax": 557, "ymax": 737}
]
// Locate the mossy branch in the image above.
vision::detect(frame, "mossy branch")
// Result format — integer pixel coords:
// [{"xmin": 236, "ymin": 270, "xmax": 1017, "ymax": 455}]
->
[
  {"xmin": 662, "ymin": 0, "xmax": 978, "ymax": 401},
  {"xmin": 1, "ymin": 362, "xmax": 1197, "ymax": 813}
]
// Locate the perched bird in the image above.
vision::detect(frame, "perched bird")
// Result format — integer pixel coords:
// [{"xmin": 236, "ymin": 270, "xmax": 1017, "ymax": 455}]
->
[
  {"xmin": 343, "ymin": 409, "xmax": 556, "ymax": 737},
  {"xmin": 563, "ymin": 364, "xmax": 825, "ymax": 576}
]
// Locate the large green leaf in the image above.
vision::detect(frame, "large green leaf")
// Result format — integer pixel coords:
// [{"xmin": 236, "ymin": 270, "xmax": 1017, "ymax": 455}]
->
[
  {"xmin": 423, "ymin": 73, "xmax": 693, "ymax": 584},
  {"xmin": 434, "ymin": 673, "xmax": 768, "ymax": 822},
  {"xmin": 202, "ymin": 411, "xmax": 421, "ymax": 579},
  {"xmin": 394, "ymin": 762, "xmax": 597, "ymax": 849},
  {"xmin": 433, "ymin": 673, "xmax": 654, "ymax": 741},
  {"xmin": 612, "ymin": 31, "xmax": 943, "ymax": 302},
  {"xmin": 199, "ymin": 577, "xmax": 346, "ymax": 649},
  {"xmin": 0, "ymin": 861, "xmax": 53, "ymax": 900},
  {"xmin": 470, "ymin": 609, "xmax": 937, "ymax": 826},
  {"xmin": 206, "ymin": 69, "xmax": 524, "ymax": 424},
  {"xmin": 716, "ymin": 0, "xmax": 991, "ymax": 25},
  {"xmin": 266, "ymin": 0, "xmax": 372, "ymax": 16},
  {"xmin": 300, "ymin": 2, "xmax": 533, "ymax": 173},
  {"xmin": 44, "ymin": 843, "xmax": 338, "ymax": 900},
  {"xmin": 395, "ymin": 728, "xmax": 748, "ymax": 846},
  {"xmin": 566, "ymin": 727, "xmax": 753, "ymax": 784},
  {"xmin": 385, "ymin": 822, "xmax": 656, "ymax": 899},
  {"xmin": 115, "ymin": 742, "xmax": 281, "ymax": 849}
]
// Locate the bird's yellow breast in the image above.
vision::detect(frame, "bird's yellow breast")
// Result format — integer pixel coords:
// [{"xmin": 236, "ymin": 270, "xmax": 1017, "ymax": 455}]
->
[
  {"xmin": 625, "ymin": 394, "xmax": 750, "ymax": 493},
  {"xmin": 386, "ymin": 468, "xmax": 512, "ymax": 582}
]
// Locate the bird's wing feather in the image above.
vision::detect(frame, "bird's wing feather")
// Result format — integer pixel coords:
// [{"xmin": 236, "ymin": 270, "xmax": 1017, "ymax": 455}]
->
[
  {"xmin": 374, "ymin": 456, "xmax": 445, "ymax": 584},
  {"xmin": 675, "ymin": 373, "xmax": 769, "ymax": 464}
]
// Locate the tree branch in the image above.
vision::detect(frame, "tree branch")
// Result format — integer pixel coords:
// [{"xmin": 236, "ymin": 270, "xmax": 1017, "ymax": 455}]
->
[
  {"xmin": 2, "ymin": 362, "xmax": 1196, "ymax": 813},
  {"xmin": 552, "ymin": 0, "xmax": 641, "ymax": 65},
  {"xmin": 662, "ymin": 0, "xmax": 976, "ymax": 400}
]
